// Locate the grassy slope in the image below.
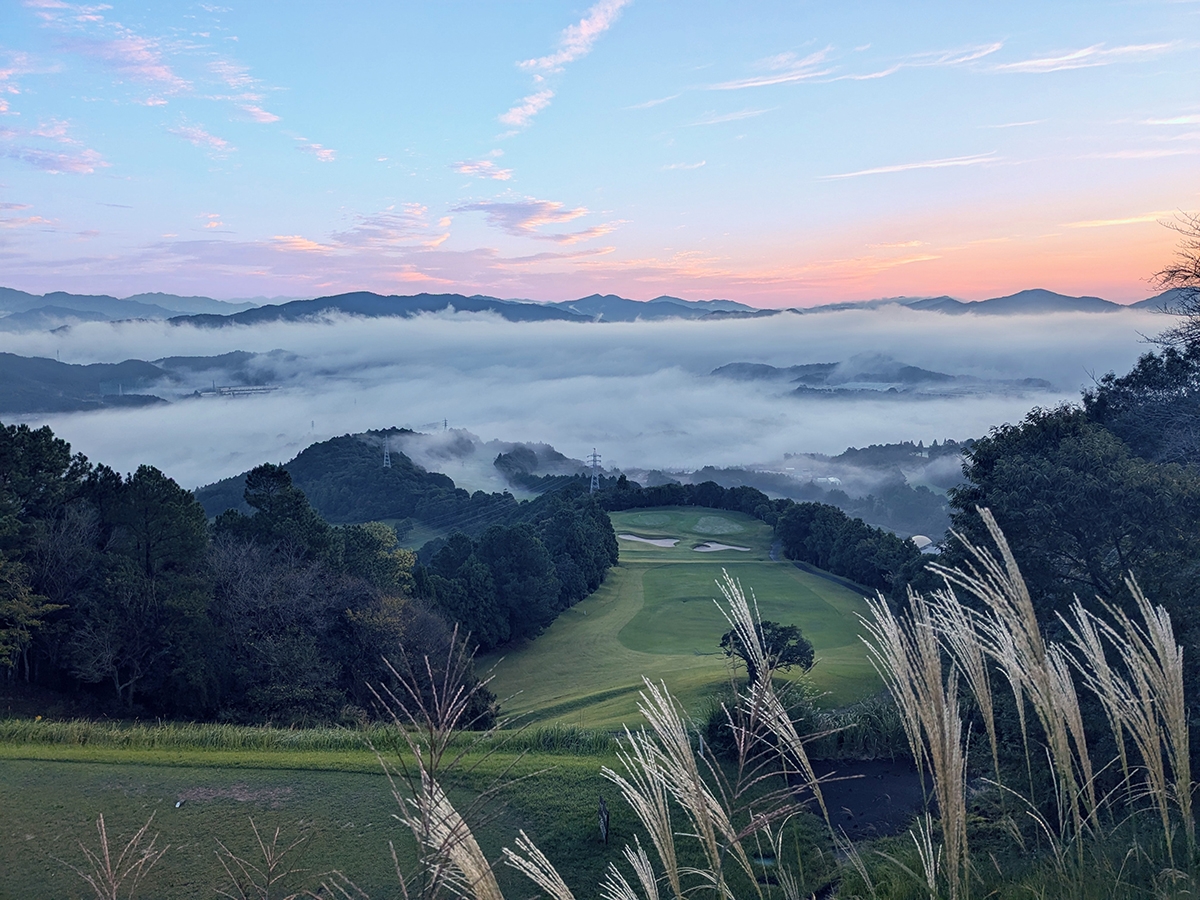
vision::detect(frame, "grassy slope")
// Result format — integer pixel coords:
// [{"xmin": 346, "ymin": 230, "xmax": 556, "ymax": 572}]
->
[
  {"xmin": 482, "ymin": 507, "xmax": 880, "ymax": 728},
  {"xmin": 0, "ymin": 743, "xmax": 634, "ymax": 900}
]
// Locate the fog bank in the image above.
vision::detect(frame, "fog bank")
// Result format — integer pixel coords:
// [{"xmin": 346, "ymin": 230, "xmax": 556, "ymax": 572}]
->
[{"xmin": 1, "ymin": 307, "xmax": 1166, "ymax": 489}]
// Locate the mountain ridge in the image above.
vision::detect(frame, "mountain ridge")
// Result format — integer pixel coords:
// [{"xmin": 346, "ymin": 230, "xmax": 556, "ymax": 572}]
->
[{"xmin": 0, "ymin": 285, "xmax": 1181, "ymax": 333}]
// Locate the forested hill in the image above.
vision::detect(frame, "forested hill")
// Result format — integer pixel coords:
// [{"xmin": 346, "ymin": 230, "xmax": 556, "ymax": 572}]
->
[{"xmin": 197, "ymin": 429, "xmax": 520, "ymax": 533}]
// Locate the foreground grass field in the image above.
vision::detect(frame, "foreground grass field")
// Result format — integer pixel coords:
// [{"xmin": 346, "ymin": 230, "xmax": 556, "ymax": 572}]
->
[
  {"xmin": 0, "ymin": 729, "xmax": 636, "ymax": 900},
  {"xmin": 482, "ymin": 507, "xmax": 881, "ymax": 728}
]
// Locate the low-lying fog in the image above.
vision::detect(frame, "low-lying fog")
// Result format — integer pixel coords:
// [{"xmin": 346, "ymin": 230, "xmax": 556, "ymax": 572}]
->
[{"xmin": 3, "ymin": 306, "xmax": 1169, "ymax": 490}]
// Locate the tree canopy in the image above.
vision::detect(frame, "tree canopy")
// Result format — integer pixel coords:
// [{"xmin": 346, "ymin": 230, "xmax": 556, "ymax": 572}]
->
[{"xmin": 720, "ymin": 620, "xmax": 814, "ymax": 686}]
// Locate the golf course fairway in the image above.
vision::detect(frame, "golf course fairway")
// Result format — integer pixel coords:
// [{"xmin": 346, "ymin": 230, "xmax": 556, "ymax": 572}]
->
[{"xmin": 483, "ymin": 507, "xmax": 882, "ymax": 728}]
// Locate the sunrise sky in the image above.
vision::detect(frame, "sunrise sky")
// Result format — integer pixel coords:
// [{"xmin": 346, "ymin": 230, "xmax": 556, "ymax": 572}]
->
[{"xmin": 1, "ymin": 0, "xmax": 1197, "ymax": 305}]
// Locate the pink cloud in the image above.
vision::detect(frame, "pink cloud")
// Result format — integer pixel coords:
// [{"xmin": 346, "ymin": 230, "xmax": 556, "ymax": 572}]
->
[
  {"xmin": 169, "ymin": 122, "xmax": 233, "ymax": 155},
  {"xmin": 453, "ymin": 159, "xmax": 513, "ymax": 180},
  {"xmin": 0, "ymin": 214, "xmax": 52, "ymax": 228},
  {"xmin": 519, "ymin": 0, "xmax": 632, "ymax": 72},
  {"xmin": 241, "ymin": 104, "xmax": 280, "ymax": 123},
  {"xmin": 455, "ymin": 198, "xmax": 619, "ymax": 244},
  {"xmin": 273, "ymin": 235, "xmax": 330, "ymax": 253},
  {"xmin": 31, "ymin": 117, "xmax": 74, "ymax": 142},
  {"xmin": 499, "ymin": 89, "xmax": 554, "ymax": 129},
  {"xmin": 68, "ymin": 33, "xmax": 190, "ymax": 92},
  {"xmin": 2, "ymin": 145, "xmax": 107, "ymax": 173},
  {"xmin": 296, "ymin": 139, "xmax": 335, "ymax": 162}
]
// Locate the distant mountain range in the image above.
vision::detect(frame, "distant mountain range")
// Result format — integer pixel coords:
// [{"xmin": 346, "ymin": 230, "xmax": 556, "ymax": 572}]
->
[
  {"xmin": 0, "ymin": 287, "xmax": 260, "ymax": 331},
  {"xmin": 0, "ymin": 285, "xmax": 1183, "ymax": 333}
]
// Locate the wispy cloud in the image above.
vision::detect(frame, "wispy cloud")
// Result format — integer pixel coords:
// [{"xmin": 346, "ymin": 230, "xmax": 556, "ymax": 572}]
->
[
  {"xmin": 712, "ymin": 42, "xmax": 1002, "ymax": 89},
  {"xmin": 331, "ymin": 204, "xmax": 448, "ymax": 250},
  {"xmin": 209, "ymin": 59, "xmax": 280, "ymax": 122},
  {"xmin": 710, "ymin": 49, "xmax": 833, "ymax": 90},
  {"xmin": 823, "ymin": 151, "xmax": 997, "ymax": 179},
  {"xmin": 518, "ymin": 0, "xmax": 632, "ymax": 72},
  {"xmin": 0, "ymin": 214, "xmax": 52, "ymax": 228},
  {"xmin": 690, "ymin": 108, "xmax": 773, "ymax": 126},
  {"xmin": 994, "ymin": 42, "xmax": 1176, "ymax": 74},
  {"xmin": 826, "ymin": 41, "xmax": 1003, "ymax": 81},
  {"xmin": 1144, "ymin": 114, "xmax": 1200, "ymax": 126},
  {"xmin": 241, "ymin": 104, "xmax": 279, "ymax": 123},
  {"xmin": 499, "ymin": 89, "xmax": 554, "ymax": 129},
  {"xmin": 628, "ymin": 94, "xmax": 678, "ymax": 109},
  {"xmin": 453, "ymin": 159, "xmax": 513, "ymax": 180},
  {"xmin": 67, "ymin": 33, "xmax": 190, "ymax": 92},
  {"xmin": 169, "ymin": 122, "xmax": 233, "ymax": 155},
  {"xmin": 455, "ymin": 197, "xmax": 618, "ymax": 244},
  {"xmin": 199, "ymin": 213, "xmax": 224, "ymax": 229},
  {"xmin": 272, "ymin": 234, "xmax": 331, "ymax": 253},
  {"xmin": 3, "ymin": 145, "xmax": 107, "ymax": 173},
  {"xmin": 662, "ymin": 160, "xmax": 706, "ymax": 170},
  {"xmin": 0, "ymin": 115, "xmax": 107, "ymax": 173},
  {"xmin": 1084, "ymin": 147, "xmax": 1196, "ymax": 160},
  {"xmin": 31, "ymin": 117, "xmax": 75, "ymax": 142},
  {"xmin": 1064, "ymin": 210, "xmax": 1175, "ymax": 228},
  {"xmin": 499, "ymin": 0, "xmax": 630, "ymax": 132},
  {"xmin": 296, "ymin": 139, "xmax": 336, "ymax": 162},
  {"xmin": 980, "ymin": 119, "xmax": 1045, "ymax": 129}
]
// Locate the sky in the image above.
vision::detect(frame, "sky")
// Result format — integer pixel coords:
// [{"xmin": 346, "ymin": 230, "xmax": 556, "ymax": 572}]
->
[{"xmin": 0, "ymin": 0, "xmax": 1198, "ymax": 306}]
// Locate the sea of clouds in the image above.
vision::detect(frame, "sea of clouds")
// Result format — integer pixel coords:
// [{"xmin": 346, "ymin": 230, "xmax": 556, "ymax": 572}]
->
[{"xmin": 1, "ymin": 306, "xmax": 1169, "ymax": 489}]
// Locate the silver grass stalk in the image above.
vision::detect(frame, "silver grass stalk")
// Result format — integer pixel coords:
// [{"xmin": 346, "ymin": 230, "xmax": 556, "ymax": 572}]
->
[
  {"xmin": 931, "ymin": 508, "xmax": 1097, "ymax": 837},
  {"xmin": 1122, "ymin": 577, "xmax": 1194, "ymax": 859},
  {"xmin": 748, "ymin": 677, "xmax": 830, "ymax": 823},
  {"xmin": 600, "ymin": 839, "xmax": 661, "ymax": 900},
  {"xmin": 714, "ymin": 569, "xmax": 770, "ymax": 683},
  {"xmin": 602, "ymin": 726, "xmax": 683, "ymax": 900},
  {"xmin": 715, "ymin": 569, "xmax": 830, "ymax": 822},
  {"xmin": 912, "ymin": 812, "xmax": 943, "ymax": 898},
  {"xmin": 860, "ymin": 591, "xmax": 969, "ymax": 900},
  {"xmin": 929, "ymin": 586, "xmax": 1002, "ymax": 788},
  {"xmin": 405, "ymin": 769, "xmax": 504, "ymax": 900},
  {"xmin": 635, "ymin": 677, "xmax": 759, "ymax": 894},
  {"xmin": 1066, "ymin": 579, "xmax": 1194, "ymax": 861},
  {"xmin": 502, "ymin": 830, "xmax": 575, "ymax": 900},
  {"xmin": 1058, "ymin": 599, "xmax": 1131, "ymax": 786}
]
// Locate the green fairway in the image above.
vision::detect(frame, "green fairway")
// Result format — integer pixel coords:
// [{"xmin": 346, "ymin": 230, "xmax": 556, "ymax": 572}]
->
[{"xmin": 482, "ymin": 507, "xmax": 881, "ymax": 729}]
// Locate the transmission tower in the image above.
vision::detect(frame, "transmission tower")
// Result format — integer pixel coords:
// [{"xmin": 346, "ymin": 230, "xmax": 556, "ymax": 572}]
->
[
  {"xmin": 383, "ymin": 434, "xmax": 392, "ymax": 468},
  {"xmin": 589, "ymin": 449, "xmax": 601, "ymax": 494}
]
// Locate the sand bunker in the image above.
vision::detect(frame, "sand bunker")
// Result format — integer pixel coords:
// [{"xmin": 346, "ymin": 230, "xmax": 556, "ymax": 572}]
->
[
  {"xmin": 617, "ymin": 533, "xmax": 679, "ymax": 547},
  {"xmin": 693, "ymin": 541, "xmax": 751, "ymax": 552}
]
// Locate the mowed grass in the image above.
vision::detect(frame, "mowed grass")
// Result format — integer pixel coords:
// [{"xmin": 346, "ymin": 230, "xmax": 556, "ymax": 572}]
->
[
  {"xmin": 0, "ymin": 740, "xmax": 631, "ymax": 900},
  {"xmin": 483, "ymin": 507, "xmax": 881, "ymax": 728}
]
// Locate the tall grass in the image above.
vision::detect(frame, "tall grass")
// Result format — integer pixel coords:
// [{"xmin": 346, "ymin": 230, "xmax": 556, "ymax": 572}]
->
[
  {"xmin": 854, "ymin": 506, "xmax": 1195, "ymax": 897},
  {"xmin": 0, "ymin": 718, "xmax": 617, "ymax": 756}
]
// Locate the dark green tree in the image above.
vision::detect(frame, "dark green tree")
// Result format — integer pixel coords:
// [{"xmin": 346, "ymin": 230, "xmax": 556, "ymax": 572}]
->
[
  {"xmin": 720, "ymin": 621, "xmax": 814, "ymax": 686},
  {"xmin": 945, "ymin": 406, "xmax": 1200, "ymax": 614}
]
